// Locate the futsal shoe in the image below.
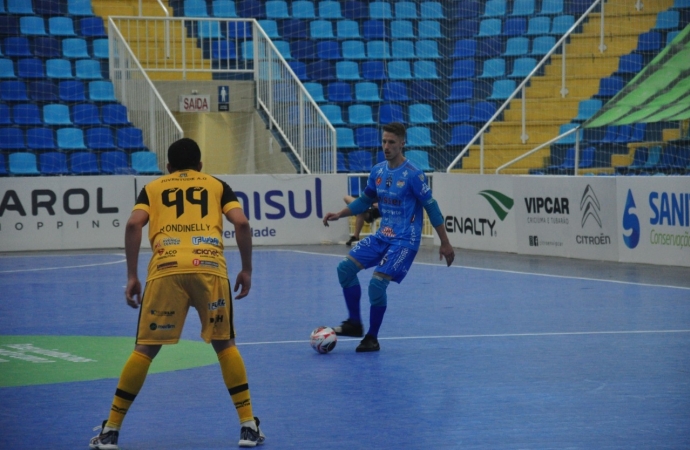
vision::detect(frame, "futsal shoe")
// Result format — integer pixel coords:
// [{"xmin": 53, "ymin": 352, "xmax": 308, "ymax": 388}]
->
[
  {"xmin": 333, "ymin": 319, "xmax": 364, "ymax": 337},
  {"xmin": 239, "ymin": 416, "xmax": 266, "ymax": 447},
  {"xmin": 89, "ymin": 420, "xmax": 119, "ymax": 450},
  {"xmin": 356, "ymin": 334, "xmax": 380, "ymax": 352}
]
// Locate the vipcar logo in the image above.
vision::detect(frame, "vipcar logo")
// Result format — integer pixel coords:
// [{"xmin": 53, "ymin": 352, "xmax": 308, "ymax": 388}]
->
[
  {"xmin": 622, "ymin": 189, "xmax": 640, "ymax": 249},
  {"xmin": 580, "ymin": 184, "xmax": 602, "ymax": 228}
]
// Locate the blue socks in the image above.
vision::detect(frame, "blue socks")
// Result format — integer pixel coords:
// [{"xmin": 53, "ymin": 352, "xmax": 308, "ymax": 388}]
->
[
  {"xmin": 368, "ymin": 305, "xmax": 387, "ymax": 338},
  {"xmin": 343, "ymin": 285, "xmax": 361, "ymax": 324}
]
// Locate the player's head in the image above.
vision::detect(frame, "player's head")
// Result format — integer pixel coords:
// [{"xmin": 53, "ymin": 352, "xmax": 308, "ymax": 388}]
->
[
  {"xmin": 382, "ymin": 122, "xmax": 406, "ymax": 141},
  {"xmin": 381, "ymin": 122, "xmax": 406, "ymax": 165},
  {"xmin": 167, "ymin": 138, "xmax": 202, "ymax": 172}
]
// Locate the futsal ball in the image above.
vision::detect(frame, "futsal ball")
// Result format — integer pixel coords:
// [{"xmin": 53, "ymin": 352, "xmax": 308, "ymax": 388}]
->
[{"xmin": 310, "ymin": 326, "xmax": 337, "ymax": 354}]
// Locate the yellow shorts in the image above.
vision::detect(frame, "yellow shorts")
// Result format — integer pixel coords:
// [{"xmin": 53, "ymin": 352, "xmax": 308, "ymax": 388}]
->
[{"xmin": 136, "ymin": 273, "xmax": 235, "ymax": 345}]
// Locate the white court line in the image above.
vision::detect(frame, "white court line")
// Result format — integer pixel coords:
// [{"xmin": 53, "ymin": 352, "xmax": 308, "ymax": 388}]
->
[
  {"xmin": 0, "ymin": 258, "xmax": 126, "ymax": 274},
  {"xmin": 266, "ymin": 248, "xmax": 690, "ymax": 291},
  {"xmin": 238, "ymin": 329, "xmax": 690, "ymax": 346}
]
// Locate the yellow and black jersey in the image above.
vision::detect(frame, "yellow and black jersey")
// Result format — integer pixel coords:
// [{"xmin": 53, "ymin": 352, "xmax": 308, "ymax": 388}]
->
[{"xmin": 133, "ymin": 169, "xmax": 241, "ymax": 281}]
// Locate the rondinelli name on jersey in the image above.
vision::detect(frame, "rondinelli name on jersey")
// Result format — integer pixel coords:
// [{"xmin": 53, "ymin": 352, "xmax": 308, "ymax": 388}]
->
[{"xmin": 159, "ymin": 223, "xmax": 211, "ymax": 233}]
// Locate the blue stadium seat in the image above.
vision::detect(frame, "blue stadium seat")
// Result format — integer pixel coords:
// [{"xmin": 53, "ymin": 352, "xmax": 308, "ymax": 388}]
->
[
  {"xmin": 1, "ymin": 80, "xmax": 29, "ymax": 101},
  {"xmin": 531, "ymin": 35, "xmax": 557, "ymax": 55},
  {"xmin": 86, "ymin": 127, "xmax": 117, "ymax": 150},
  {"xmin": 8, "ymin": 0, "xmax": 35, "ymax": 14},
  {"xmin": 388, "ymin": 60, "xmax": 413, "ymax": 80},
  {"xmin": 565, "ymin": 0, "xmax": 591, "ymax": 15},
  {"xmin": 255, "ymin": 20, "xmax": 280, "ymax": 38},
  {"xmin": 70, "ymin": 150, "xmax": 100, "ymax": 175},
  {"xmin": 410, "ymin": 80, "xmax": 439, "ymax": 101},
  {"xmin": 117, "ymin": 127, "xmax": 147, "ymax": 152},
  {"xmin": 310, "ymin": 20, "xmax": 334, "ymax": 39},
  {"xmin": 539, "ymin": 0, "xmax": 563, "ymax": 15},
  {"xmin": 58, "ymin": 80, "xmax": 86, "ymax": 102},
  {"xmin": 615, "ymin": 146, "xmax": 648, "ymax": 174},
  {"xmin": 341, "ymin": 40, "xmax": 366, "ymax": 60},
  {"xmin": 477, "ymin": 18, "xmax": 502, "ymax": 37},
  {"xmin": 0, "ymin": 58, "xmax": 16, "ymax": 78},
  {"xmin": 88, "ymin": 80, "xmax": 116, "ymax": 101},
  {"xmin": 488, "ymin": 79, "xmax": 516, "ymax": 100},
  {"xmin": 212, "ymin": 0, "xmax": 238, "ymax": 17},
  {"xmin": 504, "ymin": 37, "xmax": 530, "ymax": 56},
  {"xmin": 555, "ymin": 123, "xmax": 582, "ymax": 144},
  {"xmin": 654, "ymin": 10, "xmax": 680, "ymax": 30},
  {"xmin": 348, "ymin": 150, "xmax": 373, "ymax": 173},
  {"xmin": 418, "ymin": 20, "xmax": 443, "ymax": 39},
  {"xmin": 382, "ymin": 81, "xmax": 409, "ymax": 101},
  {"xmin": 75, "ymin": 59, "xmax": 103, "ymax": 79},
  {"xmin": 80, "ymin": 17, "xmax": 108, "ymax": 37},
  {"xmin": 573, "ymin": 99, "xmax": 602, "ymax": 122},
  {"xmin": 327, "ymin": 81, "xmax": 353, "ymax": 102},
  {"xmin": 0, "ymin": 17, "xmax": 20, "ymax": 38},
  {"xmin": 9, "ymin": 152, "xmax": 40, "ymax": 176},
  {"xmin": 362, "ymin": 60, "xmax": 387, "ymax": 80},
  {"xmin": 320, "ymin": 104, "xmax": 345, "ymax": 125},
  {"xmin": 420, "ymin": 1, "xmax": 445, "ymax": 19},
  {"xmin": 447, "ymin": 80, "xmax": 474, "ymax": 101},
  {"xmin": 67, "ymin": 0, "xmax": 95, "ymax": 16},
  {"xmin": 550, "ymin": 15, "xmax": 575, "ymax": 36},
  {"xmin": 291, "ymin": 40, "xmax": 317, "ymax": 60},
  {"xmin": 321, "ymin": 151, "xmax": 347, "ymax": 172},
  {"xmin": 455, "ymin": 19, "xmax": 479, "ymax": 38},
  {"xmin": 526, "ymin": 16, "xmax": 551, "ymax": 35},
  {"xmin": 237, "ymin": 0, "xmax": 265, "ymax": 18},
  {"xmin": 379, "ymin": 103, "xmax": 405, "ymax": 124},
  {"xmin": 0, "ymin": 127, "xmax": 25, "ymax": 151},
  {"xmin": 392, "ymin": 40, "xmax": 415, "ymax": 60},
  {"xmin": 416, "ymin": 40, "xmax": 441, "ymax": 59},
  {"xmin": 318, "ymin": 1, "xmax": 342, "ymax": 19},
  {"xmin": 0, "ymin": 103, "xmax": 10, "ymax": 124},
  {"xmin": 369, "ymin": 1, "xmax": 392, "ymax": 19},
  {"xmin": 509, "ymin": 57, "xmax": 537, "ymax": 78},
  {"xmin": 342, "ymin": 1, "xmax": 367, "ymax": 20},
  {"xmin": 307, "ymin": 61, "xmax": 335, "ymax": 81},
  {"xmin": 476, "ymin": 37, "xmax": 502, "ymax": 58},
  {"xmin": 355, "ymin": 127, "xmax": 379, "ymax": 148},
  {"xmin": 336, "ymin": 127, "xmax": 357, "ymax": 149},
  {"xmin": 445, "ymin": 102, "xmax": 472, "ymax": 123},
  {"xmin": 391, "ymin": 20, "xmax": 415, "ymax": 39},
  {"xmin": 265, "ymin": 0, "xmax": 289, "ymax": 19},
  {"xmin": 409, "ymin": 103, "xmax": 436, "ymax": 124},
  {"xmin": 131, "ymin": 151, "xmax": 163, "ymax": 175},
  {"xmin": 355, "ymin": 81, "xmax": 381, "ymax": 102},
  {"xmin": 35, "ymin": 0, "xmax": 63, "ymax": 15},
  {"xmin": 413, "ymin": 60, "xmax": 440, "ymax": 79},
  {"xmin": 101, "ymin": 104, "xmax": 130, "ymax": 126},
  {"xmin": 335, "ymin": 61, "xmax": 361, "ymax": 80},
  {"xmin": 483, "ymin": 0, "xmax": 507, "ymax": 17},
  {"xmin": 4, "ymin": 37, "xmax": 32, "ymax": 57},
  {"xmin": 35, "ymin": 37, "xmax": 61, "ymax": 58},
  {"xmin": 406, "ymin": 149, "xmax": 433, "ymax": 171},
  {"xmin": 469, "ymin": 101, "xmax": 497, "ymax": 123},
  {"xmin": 451, "ymin": 1, "xmax": 480, "ymax": 19},
  {"xmin": 452, "ymin": 39, "xmax": 477, "ymax": 58},
  {"xmin": 395, "ymin": 2, "xmax": 418, "ymax": 19},
  {"xmin": 49, "ymin": 17, "xmax": 76, "ymax": 36},
  {"xmin": 210, "ymin": 40, "xmax": 239, "ymax": 60},
  {"xmin": 92, "ymin": 39, "xmax": 109, "ymax": 59},
  {"xmin": 39, "ymin": 151, "xmax": 69, "ymax": 175},
  {"xmin": 17, "ymin": 58, "xmax": 45, "ymax": 79},
  {"xmin": 478, "ymin": 58, "xmax": 506, "ymax": 78},
  {"xmin": 304, "ymin": 82, "xmax": 326, "ymax": 102},
  {"xmin": 406, "ymin": 126, "xmax": 434, "ymax": 147},
  {"xmin": 363, "ymin": 20, "xmax": 387, "ymax": 39},
  {"xmin": 348, "ymin": 104, "xmax": 376, "ymax": 125},
  {"xmin": 72, "ymin": 103, "xmax": 100, "ymax": 125},
  {"xmin": 100, "ymin": 150, "xmax": 134, "ymax": 174},
  {"xmin": 43, "ymin": 103, "xmax": 72, "ymax": 125},
  {"xmin": 62, "ymin": 38, "xmax": 90, "ymax": 58},
  {"xmin": 46, "ymin": 58, "xmax": 74, "ymax": 79},
  {"xmin": 336, "ymin": 20, "xmax": 361, "ymax": 39},
  {"xmin": 27, "ymin": 127, "xmax": 57, "ymax": 151},
  {"xmin": 317, "ymin": 40, "xmax": 342, "ymax": 60},
  {"xmin": 449, "ymin": 59, "xmax": 475, "ymax": 79},
  {"xmin": 12, "ymin": 103, "xmax": 42, "ymax": 126},
  {"xmin": 226, "ymin": 21, "xmax": 252, "ymax": 38},
  {"xmin": 197, "ymin": 21, "xmax": 223, "ymax": 39},
  {"xmin": 367, "ymin": 40, "xmax": 391, "ymax": 59},
  {"xmin": 287, "ymin": 61, "xmax": 307, "ymax": 80},
  {"xmin": 185, "ymin": 0, "xmax": 209, "ymax": 16},
  {"xmin": 504, "ymin": 17, "xmax": 527, "ymax": 36},
  {"xmin": 594, "ymin": 76, "xmax": 624, "ymax": 99},
  {"xmin": 281, "ymin": 19, "xmax": 308, "ymax": 39},
  {"xmin": 635, "ymin": 31, "xmax": 662, "ymax": 53},
  {"xmin": 512, "ymin": 0, "xmax": 535, "ymax": 16},
  {"xmin": 20, "ymin": 17, "xmax": 47, "ymax": 36},
  {"xmin": 57, "ymin": 127, "xmax": 88, "ymax": 150}
]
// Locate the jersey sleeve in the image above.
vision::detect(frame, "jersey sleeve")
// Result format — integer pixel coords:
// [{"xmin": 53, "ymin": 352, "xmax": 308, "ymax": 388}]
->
[
  {"xmin": 409, "ymin": 168, "xmax": 434, "ymax": 204},
  {"xmin": 132, "ymin": 186, "xmax": 150, "ymax": 213},
  {"xmin": 218, "ymin": 178, "xmax": 242, "ymax": 214}
]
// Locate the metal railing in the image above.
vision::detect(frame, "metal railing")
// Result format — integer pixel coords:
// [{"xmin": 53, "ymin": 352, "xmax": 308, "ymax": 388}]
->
[
  {"xmin": 108, "ymin": 17, "xmax": 336, "ymax": 174},
  {"xmin": 446, "ymin": 0, "xmax": 606, "ymax": 175}
]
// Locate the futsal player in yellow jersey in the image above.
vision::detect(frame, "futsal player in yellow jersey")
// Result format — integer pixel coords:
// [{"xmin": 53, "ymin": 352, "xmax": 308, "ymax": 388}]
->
[{"xmin": 90, "ymin": 138, "xmax": 265, "ymax": 449}]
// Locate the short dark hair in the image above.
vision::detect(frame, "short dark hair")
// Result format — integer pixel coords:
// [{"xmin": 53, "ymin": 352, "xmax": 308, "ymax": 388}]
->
[
  {"xmin": 167, "ymin": 138, "xmax": 201, "ymax": 170},
  {"xmin": 382, "ymin": 122, "xmax": 406, "ymax": 140}
]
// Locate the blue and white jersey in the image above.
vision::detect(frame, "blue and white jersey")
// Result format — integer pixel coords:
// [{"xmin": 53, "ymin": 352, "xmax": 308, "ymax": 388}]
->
[{"xmin": 362, "ymin": 159, "xmax": 433, "ymax": 250}]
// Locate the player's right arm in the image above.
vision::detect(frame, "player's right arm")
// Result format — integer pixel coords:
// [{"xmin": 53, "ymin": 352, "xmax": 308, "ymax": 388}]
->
[
  {"xmin": 124, "ymin": 208, "xmax": 149, "ymax": 308},
  {"xmin": 225, "ymin": 207, "xmax": 252, "ymax": 300}
]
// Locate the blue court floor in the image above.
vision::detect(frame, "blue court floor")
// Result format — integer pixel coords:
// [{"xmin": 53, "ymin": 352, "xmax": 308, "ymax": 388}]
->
[{"xmin": 0, "ymin": 245, "xmax": 689, "ymax": 449}]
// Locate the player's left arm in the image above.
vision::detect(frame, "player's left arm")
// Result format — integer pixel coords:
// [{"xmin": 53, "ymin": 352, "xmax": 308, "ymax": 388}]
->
[
  {"xmin": 412, "ymin": 173, "xmax": 455, "ymax": 267},
  {"xmin": 224, "ymin": 206, "xmax": 252, "ymax": 299},
  {"xmin": 124, "ymin": 208, "xmax": 149, "ymax": 308}
]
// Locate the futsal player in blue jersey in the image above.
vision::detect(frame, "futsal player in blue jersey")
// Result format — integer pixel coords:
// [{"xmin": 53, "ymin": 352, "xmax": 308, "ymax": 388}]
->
[{"xmin": 322, "ymin": 122, "xmax": 455, "ymax": 352}]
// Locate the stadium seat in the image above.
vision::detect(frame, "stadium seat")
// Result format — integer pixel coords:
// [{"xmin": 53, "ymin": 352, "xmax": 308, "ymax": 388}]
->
[
  {"xmin": 88, "ymin": 80, "xmax": 116, "ymax": 101},
  {"xmin": 355, "ymin": 81, "xmax": 381, "ymax": 102},
  {"xmin": 131, "ymin": 151, "xmax": 163, "ymax": 175},
  {"xmin": 409, "ymin": 104, "xmax": 436, "ymax": 124},
  {"xmin": 317, "ymin": 40, "xmax": 341, "ymax": 60},
  {"xmin": 395, "ymin": 2, "xmax": 418, "ymax": 20},
  {"xmin": 197, "ymin": 21, "xmax": 223, "ymax": 39},
  {"xmin": 72, "ymin": 103, "xmax": 100, "ymax": 125},
  {"xmin": 418, "ymin": 20, "xmax": 443, "ymax": 39},
  {"xmin": 550, "ymin": 15, "xmax": 575, "ymax": 36},
  {"xmin": 57, "ymin": 127, "xmax": 87, "ymax": 150},
  {"xmin": 46, "ymin": 58, "xmax": 74, "ymax": 79},
  {"xmin": 100, "ymin": 150, "xmax": 134, "ymax": 175},
  {"xmin": 451, "ymin": 39, "xmax": 477, "ymax": 58},
  {"xmin": 406, "ymin": 126, "xmax": 434, "ymax": 147},
  {"xmin": 413, "ymin": 60, "xmax": 439, "ymax": 79},
  {"xmin": 539, "ymin": 0, "xmax": 563, "ymax": 15},
  {"xmin": 9, "ymin": 152, "xmax": 40, "ymax": 176},
  {"xmin": 654, "ymin": 10, "xmax": 680, "ymax": 30},
  {"xmin": 79, "ymin": 17, "xmax": 108, "ymax": 37},
  {"xmin": 310, "ymin": 20, "xmax": 334, "ymax": 39},
  {"xmin": 392, "ymin": 40, "xmax": 416, "ymax": 59},
  {"xmin": 362, "ymin": 20, "xmax": 387, "ymax": 40},
  {"xmin": 336, "ymin": 20, "xmax": 361, "ymax": 39},
  {"xmin": 0, "ymin": 103, "xmax": 10, "ymax": 124},
  {"xmin": 0, "ymin": 17, "xmax": 20, "ymax": 38},
  {"xmin": 341, "ymin": 40, "xmax": 366, "ymax": 60},
  {"xmin": 483, "ymin": 0, "xmax": 507, "ymax": 17},
  {"xmin": 555, "ymin": 123, "xmax": 582, "ymax": 144},
  {"xmin": 469, "ymin": 101, "xmax": 497, "ymax": 123},
  {"xmin": 447, "ymin": 81, "xmax": 474, "ymax": 101},
  {"xmin": 20, "ymin": 16, "xmax": 47, "ymax": 36},
  {"xmin": 0, "ymin": 127, "xmax": 25, "ymax": 151},
  {"xmin": 281, "ymin": 19, "xmax": 308, "ymax": 39},
  {"xmin": 226, "ymin": 21, "xmax": 252, "ymax": 38},
  {"xmin": 362, "ymin": 60, "xmax": 387, "ymax": 80},
  {"xmin": 476, "ymin": 37, "xmax": 502, "ymax": 58},
  {"xmin": 504, "ymin": 37, "xmax": 530, "ymax": 56},
  {"xmin": 318, "ymin": 1, "xmax": 342, "ymax": 19},
  {"xmin": 304, "ymin": 82, "xmax": 326, "ymax": 102},
  {"xmin": 75, "ymin": 59, "xmax": 103, "ymax": 79},
  {"xmin": 531, "ymin": 36, "xmax": 557, "ymax": 55},
  {"xmin": 545, "ymin": 147, "xmax": 575, "ymax": 173},
  {"xmin": 509, "ymin": 57, "xmax": 537, "ymax": 78},
  {"xmin": 0, "ymin": 58, "xmax": 15, "ymax": 79},
  {"xmin": 62, "ymin": 38, "xmax": 90, "ymax": 59},
  {"xmin": 594, "ymin": 76, "xmax": 624, "ymax": 99},
  {"xmin": 320, "ymin": 104, "xmax": 345, "ymax": 125},
  {"xmin": 39, "ymin": 151, "xmax": 69, "ymax": 175},
  {"xmin": 237, "ymin": 0, "xmax": 265, "ymax": 18},
  {"xmin": 27, "ymin": 127, "xmax": 57, "ymax": 151},
  {"xmin": 321, "ymin": 151, "xmax": 347, "ymax": 172},
  {"xmin": 49, "ymin": 17, "xmax": 76, "ymax": 36},
  {"xmin": 255, "ymin": 20, "xmax": 279, "ymax": 39},
  {"xmin": 287, "ymin": 61, "xmax": 307, "ymax": 80},
  {"xmin": 615, "ymin": 146, "xmax": 648, "ymax": 174},
  {"xmin": 43, "ymin": 104, "xmax": 72, "ymax": 125},
  {"xmin": 4, "ymin": 37, "xmax": 32, "ymax": 57},
  {"xmin": 477, "ymin": 18, "xmax": 502, "ymax": 37},
  {"xmin": 336, "ymin": 61, "xmax": 361, "ymax": 80},
  {"xmin": 355, "ymin": 127, "xmax": 379, "ymax": 148},
  {"xmin": 185, "ymin": 0, "xmax": 209, "ymax": 16},
  {"xmin": 101, "ymin": 104, "xmax": 130, "ymax": 126},
  {"xmin": 369, "ymin": 2, "xmax": 392, "ymax": 19},
  {"xmin": 512, "ymin": 0, "xmax": 535, "ymax": 16},
  {"xmin": 406, "ymin": 149, "xmax": 433, "ymax": 171},
  {"xmin": 291, "ymin": 40, "xmax": 317, "ymax": 60},
  {"xmin": 379, "ymin": 103, "xmax": 405, "ymax": 124},
  {"xmin": 1, "ymin": 80, "xmax": 29, "ymax": 101},
  {"xmin": 449, "ymin": 59, "xmax": 475, "ymax": 79},
  {"xmin": 17, "ymin": 58, "xmax": 45, "ymax": 79},
  {"xmin": 348, "ymin": 150, "xmax": 373, "ymax": 172},
  {"xmin": 92, "ymin": 39, "xmax": 109, "ymax": 59},
  {"xmin": 420, "ymin": 1, "xmax": 445, "ymax": 19},
  {"xmin": 307, "ymin": 61, "xmax": 335, "ymax": 81},
  {"xmin": 85, "ymin": 127, "xmax": 117, "ymax": 150},
  {"xmin": 327, "ymin": 81, "xmax": 352, "ymax": 102},
  {"xmin": 342, "ymin": 1, "xmax": 368, "ymax": 20},
  {"xmin": 35, "ymin": 0, "xmax": 63, "ymax": 15},
  {"xmin": 573, "ymin": 99, "xmax": 602, "ymax": 122},
  {"xmin": 367, "ymin": 40, "xmax": 391, "ymax": 59},
  {"xmin": 445, "ymin": 103, "xmax": 472, "ymax": 123},
  {"xmin": 67, "ymin": 0, "xmax": 95, "ymax": 16},
  {"xmin": 410, "ymin": 80, "xmax": 439, "ymax": 101},
  {"xmin": 526, "ymin": 16, "xmax": 551, "ymax": 35},
  {"xmin": 117, "ymin": 127, "xmax": 146, "ymax": 152},
  {"xmin": 382, "ymin": 81, "xmax": 410, "ymax": 101},
  {"xmin": 478, "ymin": 58, "xmax": 506, "ymax": 78},
  {"xmin": 348, "ymin": 104, "xmax": 376, "ymax": 125},
  {"xmin": 12, "ymin": 103, "xmax": 42, "ymax": 126},
  {"xmin": 265, "ymin": 0, "xmax": 289, "ymax": 19},
  {"xmin": 388, "ymin": 61, "xmax": 413, "ymax": 80},
  {"xmin": 335, "ymin": 127, "xmax": 357, "ymax": 149},
  {"xmin": 35, "ymin": 36, "xmax": 61, "ymax": 58},
  {"xmin": 210, "ymin": 40, "xmax": 239, "ymax": 60},
  {"xmin": 212, "ymin": 0, "xmax": 238, "ymax": 17},
  {"xmin": 504, "ymin": 17, "xmax": 527, "ymax": 36},
  {"xmin": 416, "ymin": 40, "xmax": 441, "ymax": 59},
  {"xmin": 70, "ymin": 150, "xmax": 100, "ymax": 175}
]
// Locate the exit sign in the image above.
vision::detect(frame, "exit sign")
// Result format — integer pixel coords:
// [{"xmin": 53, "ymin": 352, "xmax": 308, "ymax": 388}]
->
[{"xmin": 179, "ymin": 95, "xmax": 211, "ymax": 112}]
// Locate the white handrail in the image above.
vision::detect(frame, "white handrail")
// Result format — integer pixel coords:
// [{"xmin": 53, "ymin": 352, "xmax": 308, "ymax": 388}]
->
[
  {"xmin": 446, "ymin": 0, "xmax": 605, "ymax": 173},
  {"xmin": 494, "ymin": 126, "xmax": 580, "ymax": 174}
]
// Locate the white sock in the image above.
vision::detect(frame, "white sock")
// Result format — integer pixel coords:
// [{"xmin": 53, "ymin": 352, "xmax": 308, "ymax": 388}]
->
[{"xmin": 240, "ymin": 420, "xmax": 257, "ymax": 431}]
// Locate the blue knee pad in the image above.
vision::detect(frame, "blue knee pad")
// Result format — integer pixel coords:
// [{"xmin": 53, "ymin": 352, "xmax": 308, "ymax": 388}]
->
[
  {"xmin": 337, "ymin": 258, "xmax": 360, "ymax": 288},
  {"xmin": 368, "ymin": 276, "xmax": 389, "ymax": 307}
]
